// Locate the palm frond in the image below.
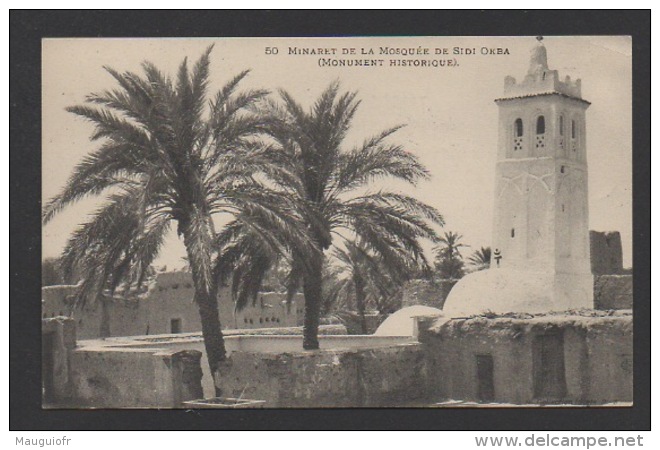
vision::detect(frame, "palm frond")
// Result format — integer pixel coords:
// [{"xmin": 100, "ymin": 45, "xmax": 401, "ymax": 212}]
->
[
  {"xmin": 468, "ymin": 246, "xmax": 491, "ymax": 269},
  {"xmin": 344, "ymin": 191, "xmax": 444, "ymax": 226},
  {"xmin": 59, "ymin": 187, "xmax": 169, "ymax": 305},
  {"xmin": 214, "ymin": 223, "xmax": 283, "ymax": 311},
  {"xmin": 179, "ymin": 206, "xmax": 216, "ymax": 297},
  {"xmin": 332, "ymin": 133, "xmax": 432, "ymax": 193},
  {"xmin": 65, "ymin": 104, "xmax": 151, "ymax": 143}
]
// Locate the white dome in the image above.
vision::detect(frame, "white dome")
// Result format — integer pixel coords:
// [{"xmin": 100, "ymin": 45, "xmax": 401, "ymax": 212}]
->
[
  {"xmin": 442, "ymin": 268, "xmax": 556, "ymax": 317},
  {"xmin": 374, "ymin": 305, "xmax": 443, "ymax": 337}
]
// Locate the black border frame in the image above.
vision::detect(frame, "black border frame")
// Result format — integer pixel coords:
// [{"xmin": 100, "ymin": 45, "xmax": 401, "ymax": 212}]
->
[{"xmin": 10, "ymin": 9, "xmax": 651, "ymax": 431}]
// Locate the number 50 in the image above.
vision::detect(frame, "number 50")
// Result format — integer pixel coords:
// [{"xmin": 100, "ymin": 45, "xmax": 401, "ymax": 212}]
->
[{"xmin": 265, "ymin": 47, "xmax": 279, "ymax": 55}]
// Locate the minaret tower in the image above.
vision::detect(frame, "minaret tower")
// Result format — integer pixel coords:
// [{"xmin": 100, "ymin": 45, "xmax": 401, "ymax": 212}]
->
[
  {"xmin": 491, "ymin": 37, "xmax": 593, "ymax": 310},
  {"xmin": 443, "ymin": 38, "xmax": 594, "ymax": 316}
]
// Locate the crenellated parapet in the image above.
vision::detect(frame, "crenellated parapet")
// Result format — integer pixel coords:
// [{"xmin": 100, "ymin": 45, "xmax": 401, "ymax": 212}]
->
[{"xmin": 499, "ymin": 40, "xmax": 584, "ymax": 102}]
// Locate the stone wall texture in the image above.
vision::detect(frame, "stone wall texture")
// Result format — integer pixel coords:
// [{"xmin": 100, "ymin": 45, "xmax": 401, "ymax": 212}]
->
[
  {"xmin": 75, "ymin": 325, "xmax": 349, "ymax": 398},
  {"xmin": 590, "ymin": 231, "xmax": 624, "ymax": 275},
  {"xmin": 68, "ymin": 347, "xmax": 203, "ymax": 408},
  {"xmin": 41, "ymin": 317, "xmax": 77, "ymax": 404},
  {"xmin": 44, "ymin": 313, "xmax": 632, "ymax": 407},
  {"xmin": 594, "ymin": 275, "xmax": 633, "ymax": 310},
  {"xmin": 215, "ymin": 343, "xmax": 427, "ymax": 407}
]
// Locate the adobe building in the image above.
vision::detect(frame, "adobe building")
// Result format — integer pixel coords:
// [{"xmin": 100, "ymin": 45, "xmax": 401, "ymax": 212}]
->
[
  {"xmin": 590, "ymin": 230, "xmax": 624, "ymax": 275},
  {"xmin": 42, "ymin": 271, "xmax": 304, "ymax": 340},
  {"xmin": 444, "ymin": 39, "xmax": 594, "ymax": 316}
]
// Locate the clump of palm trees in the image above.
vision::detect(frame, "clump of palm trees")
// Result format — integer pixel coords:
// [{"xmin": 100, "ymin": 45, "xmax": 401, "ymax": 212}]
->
[
  {"xmin": 42, "ymin": 47, "xmax": 444, "ymax": 382},
  {"xmin": 327, "ymin": 240, "xmax": 421, "ymax": 334},
  {"xmin": 433, "ymin": 231, "xmax": 492, "ymax": 280},
  {"xmin": 433, "ymin": 231, "xmax": 467, "ymax": 280}
]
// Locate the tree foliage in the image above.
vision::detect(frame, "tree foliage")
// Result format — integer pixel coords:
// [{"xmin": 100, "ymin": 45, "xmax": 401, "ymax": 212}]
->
[
  {"xmin": 44, "ymin": 51, "xmax": 444, "ymax": 359},
  {"xmin": 42, "ymin": 46, "xmax": 312, "ymax": 376},
  {"xmin": 468, "ymin": 246, "xmax": 491, "ymax": 272},
  {"xmin": 433, "ymin": 231, "xmax": 467, "ymax": 280},
  {"xmin": 257, "ymin": 83, "xmax": 444, "ymax": 348},
  {"xmin": 330, "ymin": 240, "xmax": 419, "ymax": 332}
]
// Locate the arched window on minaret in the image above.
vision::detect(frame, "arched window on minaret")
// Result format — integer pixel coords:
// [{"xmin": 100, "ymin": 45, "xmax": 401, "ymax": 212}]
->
[
  {"xmin": 513, "ymin": 118, "xmax": 523, "ymax": 153},
  {"xmin": 535, "ymin": 115, "xmax": 546, "ymax": 150},
  {"xmin": 571, "ymin": 119, "xmax": 576, "ymax": 138},
  {"xmin": 536, "ymin": 116, "xmax": 545, "ymax": 134},
  {"xmin": 571, "ymin": 119, "xmax": 578, "ymax": 153},
  {"xmin": 558, "ymin": 114, "xmax": 565, "ymax": 151}
]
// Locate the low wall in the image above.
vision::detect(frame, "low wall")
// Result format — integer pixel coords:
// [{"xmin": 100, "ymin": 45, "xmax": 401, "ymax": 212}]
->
[
  {"xmin": 594, "ymin": 275, "xmax": 633, "ymax": 310},
  {"xmin": 215, "ymin": 342, "xmax": 427, "ymax": 407},
  {"xmin": 78, "ymin": 324, "xmax": 351, "ymax": 398},
  {"xmin": 228, "ymin": 334, "xmax": 413, "ymax": 354},
  {"xmin": 46, "ymin": 311, "xmax": 632, "ymax": 408},
  {"xmin": 42, "ymin": 317, "xmax": 77, "ymax": 403},
  {"xmin": 418, "ymin": 311, "xmax": 632, "ymax": 405},
  {"xmin": 68, "ymin": 347, "xmax": 203, "ymax": 408}
]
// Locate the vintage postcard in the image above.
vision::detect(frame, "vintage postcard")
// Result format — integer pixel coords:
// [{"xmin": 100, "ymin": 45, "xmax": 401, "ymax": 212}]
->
[{"xmin": 41, "ymin": 36, "xmax": 632, "ymax": 409}]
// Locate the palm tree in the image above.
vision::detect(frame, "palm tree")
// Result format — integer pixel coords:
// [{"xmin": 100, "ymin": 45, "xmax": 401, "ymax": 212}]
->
[
  {"xmin": 332, "ymin": 240, "xmax": 419, "ymax": 333},
  {"xmin": 42, "ymin": 46, "xmax": 309, "ymax": 382},
  {"xmin": 468, "ymin": 246, "xmax": 491, "ymax": 271},
  {"xmin": 434, "ymin": 231, "xmax": 467, "ymax": 279},
  {"xmin": 263, "ymin": 82, "xmax": 444, "ymax": 349}
]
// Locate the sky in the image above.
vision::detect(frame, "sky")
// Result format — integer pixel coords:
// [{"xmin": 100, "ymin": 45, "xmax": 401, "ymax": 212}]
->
[{"xmin": 42, "ymin": 36, "xmax": 633, "ymax": 269}]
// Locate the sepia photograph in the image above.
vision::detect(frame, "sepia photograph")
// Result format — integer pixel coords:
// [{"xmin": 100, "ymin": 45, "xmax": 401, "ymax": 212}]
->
[{"xmin": 39, "ymin": 34, "xmax": 634, "ymax": 410}]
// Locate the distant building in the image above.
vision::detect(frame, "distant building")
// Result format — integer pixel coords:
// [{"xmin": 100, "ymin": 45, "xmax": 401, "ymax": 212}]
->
[
  {"xmin": 42, "ymin": 271, "xmax": 304, "ymax": 339},
  {"xmin": 590, "ymin": 231, "xmax": 624, "ymax": 275},
  {"xmin": 589, "ymin": 231, "xmax": 632, "ymax": 310}
]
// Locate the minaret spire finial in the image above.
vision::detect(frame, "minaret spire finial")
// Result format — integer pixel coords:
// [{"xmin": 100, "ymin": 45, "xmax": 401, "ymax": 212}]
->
[{"xmin": 528, "ymin": 36, "xmax": 549, "ymax": 75}]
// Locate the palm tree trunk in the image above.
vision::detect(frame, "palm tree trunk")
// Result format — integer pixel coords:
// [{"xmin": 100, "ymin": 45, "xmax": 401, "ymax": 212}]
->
[
  {"xmin": 195, "ymin": 286, "xmax": 227, "ymax": 395},
  {"xmin": 354, "ymin": 277, "xmax": 368, "ymax": 334},
  {"xmin": 302, "ymin": 255, "xmax": 323, "ymax": 350},
  {"xmin": 182, "ymin": 222, "xmax": 227, "ymax": 395}
]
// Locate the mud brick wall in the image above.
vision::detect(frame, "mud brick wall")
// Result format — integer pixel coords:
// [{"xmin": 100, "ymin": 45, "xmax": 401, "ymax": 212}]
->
[
  {"xmin": 68, "ymin": 347, "xmax": 203, "ymax": 408},
  {"xmin": 593, "ymin": 275, "xmax": 633, "ymax": 310},
  {"xmin": 78, "ymin": 324, "xmax": 349, "ymax": 398},
  {"xmin": 590, "ymin": 231, "xmax": 624, "ymax": 275},
  {"xmin": 42, "ymin": 272, "xmax": 304, "ymax": 339},
  {"xmin": 42, "ymin": 317, "xmax": 77, "ymax": 403},
  {"xmin": 215, "ymin": 343, "xmax": 427, "ymax": 407},
  {"xmin": 417, "ymin": 313, "xmax": 632, "ymax": 405},
  {"xmin": 42, "ymin": 286, "xmax": 107, "ymax": 339},
  {"xmin": 583, "ymin": 318, "xmax": 633, "ymax": 403}
]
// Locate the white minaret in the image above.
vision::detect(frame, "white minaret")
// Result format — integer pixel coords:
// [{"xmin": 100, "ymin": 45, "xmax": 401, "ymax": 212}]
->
[{"xmin": 444, "ymin": 38, "xmax": 593, "ymax": 316}]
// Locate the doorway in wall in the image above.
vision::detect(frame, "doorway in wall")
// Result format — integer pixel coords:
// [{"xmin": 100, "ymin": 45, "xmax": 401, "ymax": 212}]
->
[
  {"xmin": 170, "ymin": 318, "xmax": 182, "ymax": 334},
  {"xmin": 476, "ymin": 354, "xmax": 495, "ymax": 402},
  {"xmin": 533, "ymin": 331, "xmax": 567, "ymax": 402}
]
